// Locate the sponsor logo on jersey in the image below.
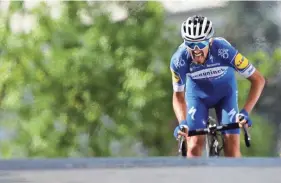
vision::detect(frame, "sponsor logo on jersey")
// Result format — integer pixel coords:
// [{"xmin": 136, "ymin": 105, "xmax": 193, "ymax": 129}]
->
[
  {"xmin": 188, "ymin": 66, "xmax": 228, "ymax": 80},
  {"xmin": 209, "ymin": 55, "xmax": 214, "ymax": 63},
  {"xmin": 218, "ymin": 48, "xmax": 229, "ymax": 59},
  {"xmin": 171, "ymin": 70, "xmax": 180, "ymax": 83},
  {"xmin": 173, "ymin": 58, "xmax": 185, "ymax": 68},
  {"xmin": 234, "ymin": 53, "xmax": 249, "ymax": 69},
  {"xmin": 237, "ymin": 64, "xmax": 256, "ymax": 78},
  {"xmin": 247, "ymin": 65, "xmax": 254, "ymax": 74},
  {"xmin": 206, "ymin": 63, "xmax": 220, "ymax": 67}
]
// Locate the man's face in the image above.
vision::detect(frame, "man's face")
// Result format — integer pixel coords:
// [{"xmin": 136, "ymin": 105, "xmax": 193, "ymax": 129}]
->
[{"xmin": 185, "ymin": 40, "xmax": 209, "ymax": 64}]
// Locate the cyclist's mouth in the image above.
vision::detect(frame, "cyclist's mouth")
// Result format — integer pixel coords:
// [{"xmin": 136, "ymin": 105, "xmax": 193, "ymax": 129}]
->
[{"xmin": 192, "ymin": 50, "xmax": 204, "ymax": 58}]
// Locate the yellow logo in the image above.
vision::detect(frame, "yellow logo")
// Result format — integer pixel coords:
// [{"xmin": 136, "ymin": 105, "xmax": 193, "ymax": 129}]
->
[
  {"xmin": 234, "ymin": 53, "xmax": 249, "ymax": 69},
  {"xmin": 171, "ymin": 70, "xmax": 180, "ymax": 83}
]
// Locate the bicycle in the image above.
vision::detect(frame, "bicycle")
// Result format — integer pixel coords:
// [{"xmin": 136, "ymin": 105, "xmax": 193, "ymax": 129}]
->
[{"xmin": 178, "ymin": 116, "xmax": 251, "ymax": 157}]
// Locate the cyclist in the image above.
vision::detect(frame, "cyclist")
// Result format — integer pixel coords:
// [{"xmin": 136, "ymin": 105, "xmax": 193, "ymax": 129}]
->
[{"xmin": 171, "ymin": 15, "xmax": 265, "ymax": 157}]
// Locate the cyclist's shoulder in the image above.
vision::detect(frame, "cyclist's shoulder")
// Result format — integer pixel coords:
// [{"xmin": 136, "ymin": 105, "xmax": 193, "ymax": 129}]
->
[
  {"xmin": 210, "ymin": 37, "xmax": 234, "ymax": 49},
  {"xmin": 170, "ymin": 42, "xmax": 191, "ymax": 70},
  {"xmin": 171, "ymin": 42, "xmax": 189, "ymax": 59},
  {"xmin": 209, "ymin": 37, "xmax": 238, "ymax": 62}
]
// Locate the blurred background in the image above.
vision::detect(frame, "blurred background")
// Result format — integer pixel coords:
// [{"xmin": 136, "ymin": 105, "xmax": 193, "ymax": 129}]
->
[{"xmin": 0, "ymin": 0, "xmax": 280, "ymax": 159}]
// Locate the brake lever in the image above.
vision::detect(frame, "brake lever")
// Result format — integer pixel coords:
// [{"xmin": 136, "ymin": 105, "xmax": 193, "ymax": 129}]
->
[
  {"xmin": 178, "ymin": 127, "xmax": 187, "ymax": 153},
  {"xmin": 243, "ymin": 124, "xmax": 251, "ymax": 147},
  {"xmin": 178, "ymin": 135, "xmax": 185, "ymax": 153},
  {"xmin": 239, "ymin": 115, "xmax": 251, "ymax": 148}
]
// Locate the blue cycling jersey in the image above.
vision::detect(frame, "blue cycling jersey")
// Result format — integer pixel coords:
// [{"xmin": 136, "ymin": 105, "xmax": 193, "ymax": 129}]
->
[
  {"xmin": 170, "ymin": 37, "xmax": 256, "ymax": 98},
  {"xmin": 170, "ymin": 37, "xmax": 256, "ymax": 134}
]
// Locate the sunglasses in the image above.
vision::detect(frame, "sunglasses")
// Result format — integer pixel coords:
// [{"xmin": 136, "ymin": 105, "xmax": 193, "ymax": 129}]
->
[{"xmin": 184, "ymin": 40, "xmax": 209, "ymax": 50}]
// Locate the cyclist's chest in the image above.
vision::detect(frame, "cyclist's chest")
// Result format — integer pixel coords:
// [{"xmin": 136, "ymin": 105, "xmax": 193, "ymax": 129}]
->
[{"xmin": 186, "ymin": 56, "xmax": 231, "ymax": 81}]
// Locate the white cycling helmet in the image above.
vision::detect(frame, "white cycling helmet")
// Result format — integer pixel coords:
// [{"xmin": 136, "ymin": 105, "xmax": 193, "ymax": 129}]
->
[{"xmin": 181, "ymin": 15, "xmax": 214, "ymax": 42}]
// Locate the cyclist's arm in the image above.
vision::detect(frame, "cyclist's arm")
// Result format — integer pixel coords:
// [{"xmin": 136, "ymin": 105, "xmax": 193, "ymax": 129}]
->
[
  {"xmin": 170, "ymin": 65, "xmax": 187, "ymax": 124},
  {"xmin": 173, "ymin": 91, "xmax": 186, "ymax": 123},
  {"xmin": 231, "ymin": 52, "xmax": 265, "ymax": 114},
  {"xmin": 243, "ymin": 69, "xmax": 265, "ymax": 113},
  {"xmin": 212, "ymin": 37, "xmax": 265, "ymax": 114}
]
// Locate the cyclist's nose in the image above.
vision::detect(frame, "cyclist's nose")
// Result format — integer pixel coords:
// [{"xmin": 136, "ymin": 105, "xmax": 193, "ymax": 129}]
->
[{"xmin": 193, "ymin": 47, "xmax": 202, "ymax": 53}]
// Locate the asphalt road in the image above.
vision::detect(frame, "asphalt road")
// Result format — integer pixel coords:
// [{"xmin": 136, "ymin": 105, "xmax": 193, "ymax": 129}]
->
[{"xmin": 0, "ymin": 157, "xmax": 280, "ymax": 183}]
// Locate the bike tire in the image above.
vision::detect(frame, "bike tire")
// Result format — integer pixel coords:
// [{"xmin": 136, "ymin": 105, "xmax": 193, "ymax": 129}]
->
[
  {"xmin": 207, "ymin": 134, "xmax": 217, "ymax": 157},
  {"xmin": 207, "ymin": 132, "xmax": 224, "ymax": 157}
]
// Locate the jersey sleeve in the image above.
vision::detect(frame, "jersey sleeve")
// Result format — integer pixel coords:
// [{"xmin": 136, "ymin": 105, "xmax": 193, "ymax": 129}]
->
[
  {"xmin": 170, "ymin": 54, "xmax": 187, "ymax": 92},
  {"xmin": 213, "ymin": 37, "xmax": 256, "ymax": 78}
]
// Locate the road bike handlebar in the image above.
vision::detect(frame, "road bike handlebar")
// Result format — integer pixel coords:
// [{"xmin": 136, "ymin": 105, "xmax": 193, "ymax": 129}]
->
[{"xmin": 178, "ymin": 121, "xmax": 251, "ymax": 154}]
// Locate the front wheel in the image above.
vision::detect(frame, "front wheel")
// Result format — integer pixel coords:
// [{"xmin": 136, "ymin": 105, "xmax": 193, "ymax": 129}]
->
[{"xmin": 206, "ymin": 133, "xmax": 224, "ymax": 157}]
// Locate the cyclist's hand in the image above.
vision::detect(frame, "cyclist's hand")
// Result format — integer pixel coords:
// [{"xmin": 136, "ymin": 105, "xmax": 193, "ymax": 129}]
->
[
  {"xmin": 173, "ymin": 120, "xmax": 189, "ymax": 140},
  {"xmin": 236, "ymin": 109, "xmax": 252, "ymax": 127}
]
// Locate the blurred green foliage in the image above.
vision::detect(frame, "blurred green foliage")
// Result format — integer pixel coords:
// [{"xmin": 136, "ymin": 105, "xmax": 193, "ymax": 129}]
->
[
  {"xmin": 238, "ymin": 49, "xmax": 281, "ymax": 157},
  {"xmin": 0, "ymin": 1, "xmax": 279, "ymax": 158}
]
